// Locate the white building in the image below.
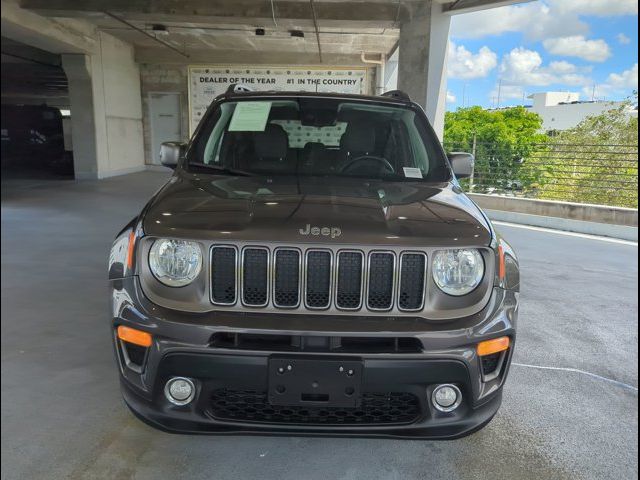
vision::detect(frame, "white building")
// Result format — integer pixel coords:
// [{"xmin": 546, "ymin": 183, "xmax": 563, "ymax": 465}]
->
[{"xmin": 525, "ymin": 92, "xmax": 638, "ymax": 132}]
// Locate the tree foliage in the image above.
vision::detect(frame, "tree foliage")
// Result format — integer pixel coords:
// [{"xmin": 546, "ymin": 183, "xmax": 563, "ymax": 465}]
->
[
  {"xmin": 443, "ymin": 106, "xmax": 548, "ymax": 191},
  {"xmin": 531, "ymin": 95, "xmax": 638, "ymax": 207},
  {"xmin": 443, "ymin": 99, "xmax": 638, "ymax": 208}
]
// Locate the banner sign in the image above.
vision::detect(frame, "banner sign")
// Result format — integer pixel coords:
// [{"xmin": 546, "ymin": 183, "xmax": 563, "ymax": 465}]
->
[{"xmin": 187, "ymin": 65, "xmax": 369, "ymax": 134}]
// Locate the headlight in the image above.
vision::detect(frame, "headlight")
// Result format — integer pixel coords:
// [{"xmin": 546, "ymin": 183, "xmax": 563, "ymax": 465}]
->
[
  {"xmin": 432, "ymin": 249, "xmax": 484, "ymax": 296},
  {"xmin": 149, "ymin": 239, "xmax": 202, "ymax": 287}
]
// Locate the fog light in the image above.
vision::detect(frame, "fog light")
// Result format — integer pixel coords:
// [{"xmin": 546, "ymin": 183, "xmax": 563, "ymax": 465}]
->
[
  {"xmin": 164, "ymin": 377, "xmax": 195, "ymax": 406},
  {"xmin": 432, "ymin": 384, "xmax": 462, "ymax": 412}
]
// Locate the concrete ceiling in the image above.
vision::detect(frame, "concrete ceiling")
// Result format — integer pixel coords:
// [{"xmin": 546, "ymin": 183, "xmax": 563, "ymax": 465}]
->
[{"xmin": 18, "ymin": 0, "xmax": 530, "ymax": 64}]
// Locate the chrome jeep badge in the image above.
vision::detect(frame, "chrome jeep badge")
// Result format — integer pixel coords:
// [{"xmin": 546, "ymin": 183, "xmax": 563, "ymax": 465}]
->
[{"xmin": 299, "ymin": 224, "xmax": 342, "ymax": 239}]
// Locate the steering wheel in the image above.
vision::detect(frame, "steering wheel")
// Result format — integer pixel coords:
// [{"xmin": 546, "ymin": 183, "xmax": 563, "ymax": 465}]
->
[{"xmin": 340, "ymin": 155, "xmax": 395, "ymax": 175}]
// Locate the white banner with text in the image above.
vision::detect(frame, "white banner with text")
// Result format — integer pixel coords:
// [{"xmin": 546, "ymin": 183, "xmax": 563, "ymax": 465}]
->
[{"xmin": 188, "ymin": 66, "xmax": 369, "ymax": 134}]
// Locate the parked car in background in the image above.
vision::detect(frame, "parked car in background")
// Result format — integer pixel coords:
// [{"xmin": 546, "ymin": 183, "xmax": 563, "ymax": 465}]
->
[{"xmin": 1, "ymin": 104, "xmax": 73, "ymax": 176}]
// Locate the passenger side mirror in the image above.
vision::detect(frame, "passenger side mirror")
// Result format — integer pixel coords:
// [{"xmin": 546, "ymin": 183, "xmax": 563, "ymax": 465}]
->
[
  {"xmin": 448, "ymin": 152, "xmax": 475, "ymax": 179},
  {"xmin": 159, "ymin": 142, "xmax": 187, "ymax": 169}
]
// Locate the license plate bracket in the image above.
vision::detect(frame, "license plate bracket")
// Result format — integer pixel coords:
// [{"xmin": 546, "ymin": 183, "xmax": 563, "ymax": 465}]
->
[{"xmin": 268, "ymin": 357, "xmax": 363, "ymax": 408}]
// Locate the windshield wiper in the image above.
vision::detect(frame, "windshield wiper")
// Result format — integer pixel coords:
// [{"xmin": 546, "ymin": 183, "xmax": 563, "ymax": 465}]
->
[{"xmin": 188, "ymin": 163, "xmax": 253, "ymax": 177}]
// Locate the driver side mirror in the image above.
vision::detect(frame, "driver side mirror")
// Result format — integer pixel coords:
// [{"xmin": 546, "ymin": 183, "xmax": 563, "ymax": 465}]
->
[
  {"xmin": 159, "ymin": 142, "xmax": 187, "ymax": 169},
  {"xmin": 448, "ymin": 152, "xmax": 475, "ymax": 179}
]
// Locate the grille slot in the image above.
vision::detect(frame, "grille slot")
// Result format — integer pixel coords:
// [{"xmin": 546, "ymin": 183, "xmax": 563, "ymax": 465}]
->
[
  {"xmin": 273, "ymin": 249, "xmax": 301, "ymax": 308},
  {"xmin": 210, "ymin": 389, "xmax": 421, "ymax": 425},
  {"xmin": 210, "ymin": 246, "xmax": 237, "ymax": 305},
  {"xmin": 336, "ymin": 251, "xmax": 364, "ymax": 310},
  {"xmin": 367, "ymin": 252, "xmax": 395, "ymax": 311},
  {"xmin": 398, "ymin": 253, "xmax": 427, "ymax": 311},
  {"xmin": 305, "ymin": 250, "xmax": 332, "ymax": 309},
  {"xmin": 242, "ymin": 248, "xmax": 269, "ymax": 306}
]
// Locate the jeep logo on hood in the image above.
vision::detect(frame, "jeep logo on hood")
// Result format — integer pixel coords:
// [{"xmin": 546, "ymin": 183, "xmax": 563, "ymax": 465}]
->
[{"xmin": 299, "ymin": 224, "xmax": 342, "ymax": 239}]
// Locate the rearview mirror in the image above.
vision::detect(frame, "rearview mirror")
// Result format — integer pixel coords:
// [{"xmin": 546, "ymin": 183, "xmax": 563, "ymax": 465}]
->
[
  {"xmin": 159, "ymin": 142, "xmax": 187, "ymax": 169},
  {"xmin": 448, "ymin": 152, "xmax": 475, "ymax": 179}
]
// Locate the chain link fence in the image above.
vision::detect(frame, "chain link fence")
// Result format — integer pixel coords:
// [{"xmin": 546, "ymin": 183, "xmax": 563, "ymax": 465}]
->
[{"xmin": 443, "ymin": 141, "xmax": 639, "ymax": 209}]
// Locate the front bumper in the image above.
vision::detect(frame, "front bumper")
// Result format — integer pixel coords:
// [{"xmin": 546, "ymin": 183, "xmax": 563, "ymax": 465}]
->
[{"xmin": 111, "ymin": 277, "xmax": 518, "ymax": 439}]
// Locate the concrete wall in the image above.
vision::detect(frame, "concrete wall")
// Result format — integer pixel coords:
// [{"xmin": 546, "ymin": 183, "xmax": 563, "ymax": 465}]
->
[
  {"xmin": 470, "ymin": 193, "xmax": 639, "ymax": 241},
  {"xmin": 469, "ymin": 194, "xmax": 638, "ymax": 226}
]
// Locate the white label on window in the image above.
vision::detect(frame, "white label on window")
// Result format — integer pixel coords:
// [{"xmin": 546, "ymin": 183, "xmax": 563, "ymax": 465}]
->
[
  {"xmin": 403, "ymin": 167, "xmax": 423, "ymax": 178},
  {"xmin": 228, "ymin": 102, "xmax": 272, "ymax": 131}
]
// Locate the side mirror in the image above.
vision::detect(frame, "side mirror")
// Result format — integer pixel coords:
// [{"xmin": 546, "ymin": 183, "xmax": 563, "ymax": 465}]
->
[
  {"xmin": 159, "ymin": 142, "xmax": 186, "ymax": 169},
  {"xmin": 448, "ymin": 152, "xmax": 474, "ymax": 179}
]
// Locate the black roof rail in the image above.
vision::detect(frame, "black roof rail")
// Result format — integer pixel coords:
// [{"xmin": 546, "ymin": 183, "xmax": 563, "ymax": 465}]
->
[
  {"xmin": 226, "ymin": 83, "xmax": 253, "ymax": 94},
  {"xmin": 381, "ymin": 90, "xmax": 411, "ymax": 101}
]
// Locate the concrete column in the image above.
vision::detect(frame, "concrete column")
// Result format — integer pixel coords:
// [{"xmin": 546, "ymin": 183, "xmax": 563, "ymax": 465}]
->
[
  {"xmin": 397, "ymin": 1, "xmax": 451, "ymax": 139},
  {"xmin": 61, "ymin": 54, "xmax": 100, "ymax": 179},
  {"xmin": 62, "ymin": 33, "xmax": 145, "ymax": 179}
]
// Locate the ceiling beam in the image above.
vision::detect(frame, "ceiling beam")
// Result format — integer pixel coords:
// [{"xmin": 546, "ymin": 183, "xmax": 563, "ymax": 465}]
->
[
  {"xmin": 134, "ymin": 46, "xmax": 372, "ymax": 66},
  {"xmin": 3, "ymin": 0, "xmax": 96, "ymax": 54},
  {"xmin": 442, "ymin": 0, "xmax": 533, "ymax": 15},
  {"xmin": 21, "ymin": 0, "xmax": 414, "ymax": 26},
  {"xmin": 1, "ymin": 37, "xmax": 62, "ymax": 67}
]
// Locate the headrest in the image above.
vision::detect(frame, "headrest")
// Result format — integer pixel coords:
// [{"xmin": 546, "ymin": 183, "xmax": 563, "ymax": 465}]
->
[
  {"xmin": 253, "ymin": 124, "xmax": 288, "ymax": 159},
  {"xmin": 340, "ymin": 122, "xmax": 376, "ymax": 154}
]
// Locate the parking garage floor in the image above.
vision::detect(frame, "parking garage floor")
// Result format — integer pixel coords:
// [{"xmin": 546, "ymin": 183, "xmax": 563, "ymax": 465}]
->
[{"xmin": 1, "ymin": 172, "xmax": 638, "ymax": 480}]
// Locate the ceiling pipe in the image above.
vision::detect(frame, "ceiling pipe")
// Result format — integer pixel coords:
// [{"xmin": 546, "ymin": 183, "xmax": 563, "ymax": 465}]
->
[
  {"xmin": 361, "ymin": 52, "xmax": 386, "ymax": 95},
  {"xmin": 309, "ymin": 0, "xmax": 323, "ymax": 63}
]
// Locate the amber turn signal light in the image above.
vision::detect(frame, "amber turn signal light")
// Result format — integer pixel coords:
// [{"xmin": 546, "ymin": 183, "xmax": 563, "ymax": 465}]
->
[
  {"xmin": 117, "ymin": 325, "xmax": 152, "ymax": 347},
  {"xmin": 498, "ymin": 245, "xmax": 506, "ymax": 280},
  {"xmin": 477, "ymin": 336, "xmax": 510, "ymax": 356},
  {"xmin": 126, "ymin": 230, "xmax": 136, "ymax": 269}
]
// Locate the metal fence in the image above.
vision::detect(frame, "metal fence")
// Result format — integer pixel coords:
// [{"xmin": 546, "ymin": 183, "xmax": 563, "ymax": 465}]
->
[{"xmin": 443, "ymin": 142, "xmax": 639, "ymax": 209}]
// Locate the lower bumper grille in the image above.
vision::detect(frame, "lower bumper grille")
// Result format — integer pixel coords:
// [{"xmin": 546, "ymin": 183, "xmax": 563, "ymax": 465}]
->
[{"xmin": 209, "ymin": 389, "xmax": 422, "ymax": 426}]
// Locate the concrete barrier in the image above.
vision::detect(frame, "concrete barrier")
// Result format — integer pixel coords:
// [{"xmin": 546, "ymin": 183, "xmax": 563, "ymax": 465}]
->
[{"xmin": 469, "ymin": 194, "xmax": 638, "ymax": 242}]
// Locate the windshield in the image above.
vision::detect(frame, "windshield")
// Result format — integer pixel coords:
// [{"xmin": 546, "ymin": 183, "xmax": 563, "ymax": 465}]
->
[{"xmin": 188, "ymin": 97, "xmax": 451, "ymax": 182}]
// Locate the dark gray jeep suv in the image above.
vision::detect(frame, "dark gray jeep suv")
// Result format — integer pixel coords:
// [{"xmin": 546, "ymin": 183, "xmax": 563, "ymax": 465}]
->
[{"xmin": 108, "ymin": 87, "xmax": 520, "ymax": 438}]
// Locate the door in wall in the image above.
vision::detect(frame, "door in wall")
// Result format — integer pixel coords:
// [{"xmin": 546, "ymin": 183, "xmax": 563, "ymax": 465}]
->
[{"xmin": 149, "ymin": 93, "xmax": 181, "ymax": 165}]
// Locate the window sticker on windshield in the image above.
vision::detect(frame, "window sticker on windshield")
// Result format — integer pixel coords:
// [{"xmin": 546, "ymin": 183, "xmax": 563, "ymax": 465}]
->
[
  {"xmin": 228, "ymin": 102, "xmax": 272, "ymax": 132},
  {"xmin": 403, "ymin": 167, "xmax": 423, "ymax": 179}
]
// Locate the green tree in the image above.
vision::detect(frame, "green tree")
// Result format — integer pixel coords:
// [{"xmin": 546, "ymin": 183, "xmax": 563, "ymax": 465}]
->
[
  {"xmin": 532, "ymin": 95, "xmax": 638, "ymax": 207},
  {"xmin": 443, "ymin": 106, "xmax": 548, "ymax": 192}
]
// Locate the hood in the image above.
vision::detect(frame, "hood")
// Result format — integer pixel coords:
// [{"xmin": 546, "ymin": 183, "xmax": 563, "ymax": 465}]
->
[{"xmin": 143, "ymin": 172, "xmax": 492, "ymax": 247}]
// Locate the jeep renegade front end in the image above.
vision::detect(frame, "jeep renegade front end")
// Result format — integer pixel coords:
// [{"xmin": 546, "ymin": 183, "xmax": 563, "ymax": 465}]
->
[{"xmin": 108, "ymin": 89, "xmax": 520, "ymax": 439}]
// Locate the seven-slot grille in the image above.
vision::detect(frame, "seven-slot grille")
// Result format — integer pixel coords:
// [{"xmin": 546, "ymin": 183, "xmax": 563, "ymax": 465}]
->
[{"xmin": 210, "ymin": 246, "xmax": 427, "ymax": 312}]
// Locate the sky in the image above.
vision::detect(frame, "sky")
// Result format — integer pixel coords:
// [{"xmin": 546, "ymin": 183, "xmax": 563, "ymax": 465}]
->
[{"xmin": 446, "ymin": 0, "xmax": 639, "ymax": 110}]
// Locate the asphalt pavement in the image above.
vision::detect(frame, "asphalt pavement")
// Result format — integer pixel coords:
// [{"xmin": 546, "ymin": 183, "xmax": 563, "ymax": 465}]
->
[{"xmin": 1, "ymin": 171, "xmax": 637, "ymax": 480}]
